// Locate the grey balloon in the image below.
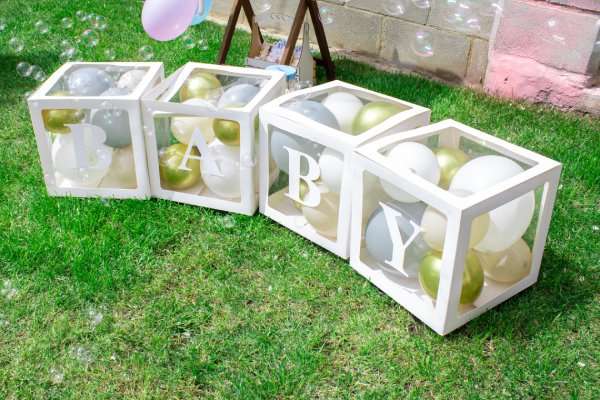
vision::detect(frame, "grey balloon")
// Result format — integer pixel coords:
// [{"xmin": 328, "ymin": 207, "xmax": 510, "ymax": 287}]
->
[
  {"xmin": 364, "ymin": 201, "xmax": 430, "ymax": 278},
  {"xmin": 270, "ymin": 100, "xmax": 339, "ymax": 174},
  {"xmin": 91, "ymin": 108, "xmax": 131, "ymax": 148},
  {"xmin": 67, "ymin": 67, "xmax": 115, "ymax": 96},
  {"xmin": 217, "ymin": 83, "xmax": 259, "ymax": 108}
]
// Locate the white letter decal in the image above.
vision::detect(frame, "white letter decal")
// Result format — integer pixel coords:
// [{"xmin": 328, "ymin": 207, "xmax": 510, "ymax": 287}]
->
[
  {"xmin": 67, "ymin": 123, "xmax": 108, "ymax": 169},
  {"xmin": 179, "ymin": 128, "xmax": 222, "ymax": 176},
  {"xmin": 380, "ymin": 202, "xmax": 422, "ymax": 276},
  {"xmin": 284, "ymin": 147, "xmax": 321, "ymax": 207}
]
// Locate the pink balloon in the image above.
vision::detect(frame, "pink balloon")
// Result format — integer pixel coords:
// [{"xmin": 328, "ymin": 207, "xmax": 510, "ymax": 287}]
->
[{"xmin": 142, "ymin": 0, "xmax": 197, "ymax": 41}]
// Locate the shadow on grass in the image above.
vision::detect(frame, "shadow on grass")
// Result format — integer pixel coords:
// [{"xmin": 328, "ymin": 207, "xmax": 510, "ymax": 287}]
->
[
  {"xmin": 448, "ymin": 247, "xmax": 594, "ymax": 340},
  {"xmin": 0, "ymin": 51, "xmax": 61, "ymax": 107}
]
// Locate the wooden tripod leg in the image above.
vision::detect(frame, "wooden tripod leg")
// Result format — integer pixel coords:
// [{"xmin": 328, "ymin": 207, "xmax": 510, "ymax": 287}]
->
[
  {"xmin": 306, "ymin": 0, "xmax": 336, "ymax": 80},
  {"xmin": 240, "ymin": 0, "xmax": 264, "ymax": 44},
  {"xmin": 281, "ymin": 0, "xmax": 308, "ymax": 66},
  {"xmin": 217, "ymin": 0, "xmax": 243, "ymax": 64}
]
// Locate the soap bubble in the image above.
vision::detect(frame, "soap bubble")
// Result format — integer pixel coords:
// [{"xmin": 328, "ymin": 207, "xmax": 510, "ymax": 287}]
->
[
  {"xmin": 80, "ymin": 29, "xmax": 99, "ymax": 47},
  {"xmin": 59, "ymin": 47, "xmax": 78, "ymax": 62},
  {"xmin": 383, "ymin": 0, "xmax": 408, "ymax": 16},
  {"xmin": 197, "ymin": 39, "xmax": 208, "ymax": 51},
  {"xmin": 1, "ymin": 280, "xmax": 18, "ymax": 300},
  {"xmin": 546, "ymin": 18, "xmax": 566, "ymax": 45},
  {"xmin": 465, "ymin": 16, "xmax": 481, "ymax": 32},
  {"xmin": 547, "ymin": 18, "xmax": 557, "ymax": 29},
  {"xmin": 61, "ymin": 17, "xmax": 73, "ymax": 30},
  {"xmin": 0, "ymin": 18, "xmax": 6, "ymax": 31},
  {"xmin": 479, "ymin": 0, "xmax": 503, "ymax": 16},
  {"xmin": 221, "ymin": 215, "xmax": 235, "ymax": 229},
  {"xmin": 182, "ymin": 34, "xmax": 195, "ymax": 49},
  {"xmin": 49, "ymin": 367, "xmax": 64, "ymax": 385},
  {"xmin": 104, "ymin": 48, "xmax": 116, "ymax": 60},
  {"xmin": 255, "ymin": 0, "xmax": 272, "ymax": 14},
  {"xmin": 91, "ymin": 15, "xmax": 107, "ymax": 31},
  {"xmin": 138, "ymin": 45, "xmax": 154, "ymax": 60},
  {"xmin": 16, "ymin": 61, "xmax": 32, "ymax": 77},
  {"xmin": 30, "ymin": 65, "xmax": 46, "ymax": 81},
  {"xmin": 76, "ymin": 10, "xmax": 87, "ymax": 21},
  {"xmin": 71, "ymin": 345, "xmax": 93, "ymax": 364},
  {"xmin": 411, "ymin": 30, "xmax": 434, "ymax": 57},
  {"xmin": 34, "ymin": 20, "xmax": 49, "ymax": 34},
  {"xmin": 60, "ymin": 39, "xmax": 74, "ymax": 50},
  {"xmin": 88, "ymin": 308, "xmax": 104, "ymax": 327},
  {"xmin": 9, "ymin": 37, "xmax": 24, "ymax": 53},
  {"xmin": 411, "ymin": 0, "xmax": 431, "ymax": 8},
  {"xmin": 86, "ymin": 13, "xmax": 95, "ymax": 22},
  {"xmin": 319, "ymin": 6, "xmax": 334, "ymax": 25}
]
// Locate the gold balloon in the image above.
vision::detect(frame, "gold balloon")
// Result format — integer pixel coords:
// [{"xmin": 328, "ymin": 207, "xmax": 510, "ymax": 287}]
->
[
  {"xmin": 302, "ymin": 190, "xmax": 340, "ymax": 238},
  {"xmin": 352, "ymin": 101, "xmax": 403, "ymax": 135},
  {"xmin": 292, "ymin": 180, "xmax": 310, "ymax": 209},
  {"xmin": 42, "ymin": 90, "xmax": 85, "ymax": 134},
  {"xmin": 179, "ymin": 71, "xmax": 222, "ymax": 102},
  {"xmin": 419, "ymin": 250, "xmax": 484, "ymax": 305},
  {"xmin": 435, "ymin": 147, "xmax": 469, "ymax": 189},
  {"xmin": 477, "ymin": 238, "xmax": 532, "ymax": 283},
  {"xmin": 213, "ymin": 118, "xmax": 240, "ymax": 146},
  {"xmin": 159, "ymin": 143, "xmax": 201, "ymax": 190},
  {"xmin": 420, "ymin": 206, "xmax": 490, "ymax": 251}
]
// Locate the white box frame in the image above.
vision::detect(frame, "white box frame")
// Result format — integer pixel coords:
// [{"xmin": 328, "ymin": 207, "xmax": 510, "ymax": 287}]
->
[
  {"xmin": 259, "ymin": 80, "xmax": 431, "ymax": 258},
  {"xmin": 350, "ymin": 119, "xmax": 562, "ymax": 335},
  {"xmin": 142, "ymin": 62, "xmax": 286, "ymax": 216},
  {"xmin": 28, "ymin": 61, "xmax": 164, "ymax": 199}
]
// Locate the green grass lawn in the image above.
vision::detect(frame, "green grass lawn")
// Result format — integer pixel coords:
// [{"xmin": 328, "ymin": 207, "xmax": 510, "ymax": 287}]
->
[{"xmin": 1, "ymin": 1, "xmax": 599, "ymax": 398}]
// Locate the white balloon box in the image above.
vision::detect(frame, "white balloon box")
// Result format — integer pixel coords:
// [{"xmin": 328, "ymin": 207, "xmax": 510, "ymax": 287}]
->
[
  {"xmin": 141, "ymin": 62, "xmax": 286, "ymax": 215},
  {"xmin": 28, "ymin": 62, "xmax": 164, "ymax": 199},
  {"xmin": 350, "ymin": 119, "xmax": 562, "ymax": 335},
  {"xmin": 258, "ymin": 80, "xmax": 431, "ymax": 258}
]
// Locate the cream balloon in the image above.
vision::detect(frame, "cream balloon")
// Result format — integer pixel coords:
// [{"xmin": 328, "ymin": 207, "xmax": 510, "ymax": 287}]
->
[
  {"xmin": 302, "ymin": 190, "xmax": 340, "ymax": 238},
  {"xmin": 318, "ymin": 148, "xmax": 344, "ymax": 193},
  {"xmin": 201, "ymin": 140, "xmax": 241, "ymax": 199},
  {"xmin": 51, "ymin": 130, "xmax": 112, "ymax": 186},
  {"xmin": 420, "ymin": 192, "xmax": 490, "ymax": 251},
  {"xmin": 321, "ymin": 92, "xmax": 363, "ymax": 133},
  {"xmin": 170, "ymin": 99, "xmax": 216, "ymax": 145},
  {"xmin": 380, "ymin": 142, "xmax": 440, "ymax": 203},
  {"xmin": 99, "ymin": 145, "xmax": 137, "ymax": 188},
  {"xmin": 450, "ymin": 155, "xmax": 535, "ymax": 253},
  {"xmin": 477, "ymin": 238, "xmax": 532, "ymax": 283}
]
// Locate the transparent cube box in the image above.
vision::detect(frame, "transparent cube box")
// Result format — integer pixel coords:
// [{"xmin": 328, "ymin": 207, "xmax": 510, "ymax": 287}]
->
[
  {"xmin": 141, "ymin": 62, "xmax": 286, "ymax": 215},
  {"xmin": 28, "ymin": 62, "xmax": 164, "ymax": 199},
  {"xmin": 259, "ymin": 80, "xmax": 431, "ymax": 258},
  {"xmin": 350, "ymin": 120, "xmax": 562, "ymax": 335}
]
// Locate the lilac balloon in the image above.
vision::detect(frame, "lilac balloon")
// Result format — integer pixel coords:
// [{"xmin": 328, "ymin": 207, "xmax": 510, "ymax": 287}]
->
[{"xmin": 142, "ymin": 0, "xmax": 197, "ymax": 41}]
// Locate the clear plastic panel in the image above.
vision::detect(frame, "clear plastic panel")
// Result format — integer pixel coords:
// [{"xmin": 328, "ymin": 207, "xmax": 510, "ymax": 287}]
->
[
  {"xmin": 280, "ymin": 89, "xmax": 411, "ymax": 136},
  {"xmin": 456, "ymin": 183, "xmax": 545, "ymax": 315},
  {"xmin": 42, "ymin": 106, "xmax": 137, "ymax": 189},
  {"xmin": 267, "ymin": 126, "xmax": 342, "ymax": 239},
  {"xmin": 49, "ymin": 65, "xmax": 150, "ymax": 96},
  {"xmin": 169, "ymin": 68, "xmax": 268, "ymax": 106},
  {"xmin": 378, "ymin": 127, "xmax": 536, "ymax": 195},
  {"xmin": 154, "ymin": 114, "xmax": 243, "ymax": 201},
  {"xmin": 359, "ymin": 171, "xmax": 447, "ymax": 312}
]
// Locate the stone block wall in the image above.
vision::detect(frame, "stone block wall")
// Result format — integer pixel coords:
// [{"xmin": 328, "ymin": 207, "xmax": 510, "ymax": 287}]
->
[
  {"xmin": 209, "ymin": 1, "xmax": 600, "ymax": 113},
  {"xmin": 210, "ymin": 0, "xmax": 498, "ymax": 87}
]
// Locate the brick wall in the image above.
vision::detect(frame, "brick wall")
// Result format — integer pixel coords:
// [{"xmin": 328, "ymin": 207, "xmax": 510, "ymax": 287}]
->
[{"xmin": 209, "ymin": 1, "xmax": 498, "ymax": 88}]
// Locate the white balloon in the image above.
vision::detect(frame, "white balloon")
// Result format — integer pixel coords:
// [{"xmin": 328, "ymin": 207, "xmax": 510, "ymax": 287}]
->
[
  {"xmin": 117, "ymin": 69, "xmax": 147, "ymax": 92},
  {"xmin": 380, "ymin": 142, "xmax": 440, "ymax": 203},
  {"xmin": 171, "ymin": 99, "xmax": 216, "ymax": 145},
  {"xmin": 450, "ymin": 155, "xmax": 535, "ymax": 252},
  {"xmin": 52, "ymin": 131, "xmax": 112, "ymax": 186},
  {"xmin": 201, "ymin": 140, "xmax": 241, "ymax": 199},
  {"xmin": 99, "ymin": 145, "xmax": 137, "ymax": 188},
  {"xmin": 318, "ymin": 148, "xmax": 344, "ymax": 193},
  {"xmin": 321, "ymin": 92, "xmax": 363, "ymax": 133},
  {"xmin": 67, "ymin": 67, "xmax": 114, "ymax": 96}
]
